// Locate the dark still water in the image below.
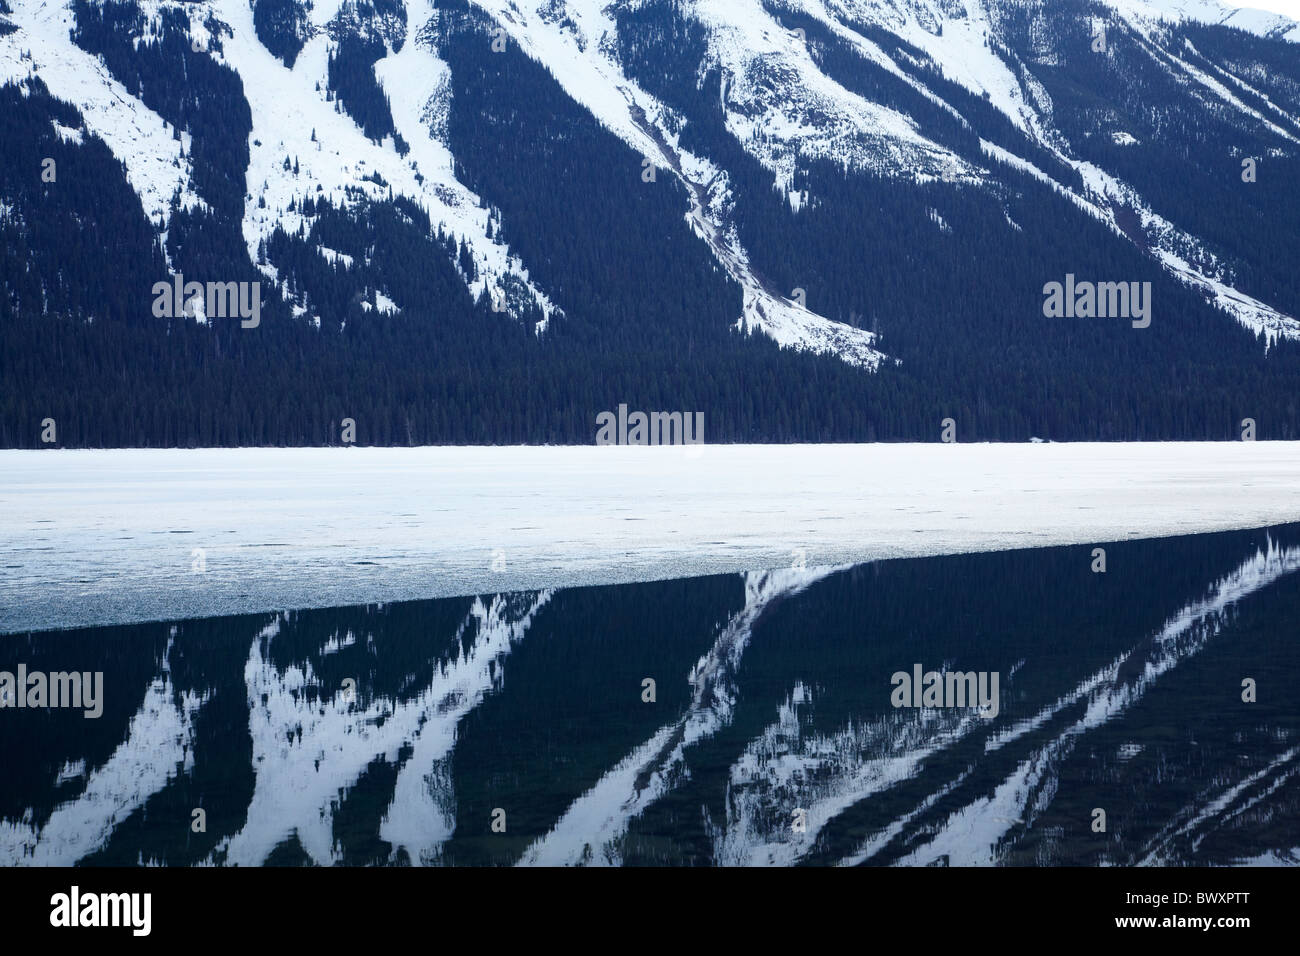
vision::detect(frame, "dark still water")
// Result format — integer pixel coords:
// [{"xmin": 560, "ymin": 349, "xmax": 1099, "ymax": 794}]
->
[{"xmin": 3, "ymin": 525, "xmax": 1299, "ymax": 867}]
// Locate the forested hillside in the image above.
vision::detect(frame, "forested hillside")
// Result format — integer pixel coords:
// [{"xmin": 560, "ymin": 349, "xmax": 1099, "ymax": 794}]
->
[{"xmin": 3, "ymin": 0, "xmax": 1300, "ymax": 445}]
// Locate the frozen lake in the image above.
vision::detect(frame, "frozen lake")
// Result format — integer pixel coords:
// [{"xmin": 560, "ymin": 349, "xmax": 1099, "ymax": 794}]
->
[{"xmin": 3, "ymin": 442, "xmax": 1300, "ymax": 633}]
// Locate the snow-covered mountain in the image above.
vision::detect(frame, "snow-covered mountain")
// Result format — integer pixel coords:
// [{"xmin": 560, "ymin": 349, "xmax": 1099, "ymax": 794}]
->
[{"xmin": 3, "ymin": 0, "xmax": 1300, "ymax": 443}]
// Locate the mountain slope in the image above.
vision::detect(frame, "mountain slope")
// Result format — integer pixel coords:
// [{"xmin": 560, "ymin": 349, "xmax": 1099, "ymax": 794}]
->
[{"xmin": 4, "ymin": 0, "xmax": 1300, "ymax": 444}]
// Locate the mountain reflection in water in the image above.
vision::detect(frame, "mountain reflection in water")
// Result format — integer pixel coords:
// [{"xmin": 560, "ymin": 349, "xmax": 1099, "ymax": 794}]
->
[{"xmin": 2, "ymin": 525, "xmax": 1299, "ymax": 867}]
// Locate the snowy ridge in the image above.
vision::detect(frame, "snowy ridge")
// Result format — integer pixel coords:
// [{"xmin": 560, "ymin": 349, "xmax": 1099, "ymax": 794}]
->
[
  {"xmin": 1072, "ymin": 157, "xmax": 1300, "ymax": 340},
  {"xmin": 456, "ymin": 0, "xmax": 898, "ymax": 364},
  {"xmin": 971, "ymin": 135, "xmax": 1300, "ymax": 340},
  {"xmin": 0, "ymin": 0, "xmax": 204, "ymax": 229},
  {"xmin": 1150, "ymin": 34, "xmax": 1300, "ymax": 143},
  {"xmin": 2, "ymin": 0, "xmax": 559, "ymax": 326},
  {"xmin": 195, "ymin": 0, "xmax": 558, "ymax": 325},
  {"xmin": 802, "ymin": 0, "xmax": 1055, "ymax": 139},
  {"xmin": 785, "ymin": 0, "xmax": 1300, "ymax": 338},
  {"xmin": 4, "ymin": 0, "xmax": 1300, "ymax": 355},
  {"xmin": 685, "ymin": 0, "xmax": 970, "ymax": 180},
  {"xmin": 1102, "ymin": 0, "xmax": 1300, "ymax": 43}
]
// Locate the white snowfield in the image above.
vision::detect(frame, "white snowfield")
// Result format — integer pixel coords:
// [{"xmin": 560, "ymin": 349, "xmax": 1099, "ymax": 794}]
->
[{"xmin": 2, "ymin": 442, "xmax": 1300, "ymax": 634}]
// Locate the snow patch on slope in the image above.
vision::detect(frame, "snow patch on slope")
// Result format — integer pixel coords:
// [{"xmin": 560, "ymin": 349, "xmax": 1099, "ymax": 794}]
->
[
  {"xmin": 374, "ymin": 0, "xmax": 557, "ymax": 322},
  {"xmin": 980, "ymin": 132, "xmax": 1300, "ymax": 342},
  {"xmin": 685, "ymin": 0, "xmax": 969, "ymax": 182},
  {"xmin": 1074, "ymin": 157, "xmax": 1300, "ymax": 339},
  {"xmin": 0, "ymin": 0, "xmax": 203, "ymax": 227},
  {"xmin": 460, "ymin": 0, "xmax": 893, "ymax": 366},
  {"xmin": 184, "ymin": 0, "xmax": 558, "ymax": 325},
  {"xmin": 1140, "ymin": 33, "xmax": 1300, "ymax": 142},
  {"xmin": 823, "ymin": 0, "xmax": 1051, "ymax": 138}
]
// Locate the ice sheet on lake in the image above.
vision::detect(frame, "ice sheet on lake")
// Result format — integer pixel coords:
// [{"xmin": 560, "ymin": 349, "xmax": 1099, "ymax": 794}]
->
[{"xmin": 3, "ymin": 442, "xmax": 1300, "ymax": 633}]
